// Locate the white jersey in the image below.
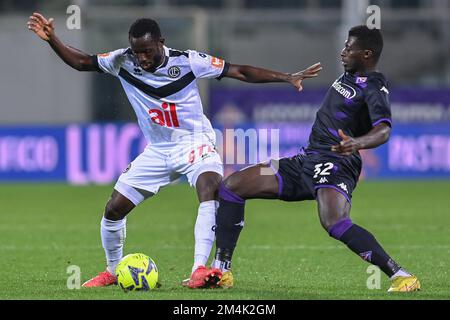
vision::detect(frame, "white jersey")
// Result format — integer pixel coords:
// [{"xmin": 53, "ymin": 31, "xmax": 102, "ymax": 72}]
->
[{"xmin": 96, "ymin": 46, "xmax": 228, "ymax": 145}]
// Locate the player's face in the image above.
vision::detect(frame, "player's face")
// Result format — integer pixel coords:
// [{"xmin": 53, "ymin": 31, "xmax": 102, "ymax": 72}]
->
[
  {"xmin": 129, "ymin": 34, "xmax": 165, "ymax": 72},
  {"xmin": 340, "ymin": 36, "xmax": 366, "ymax": 73}
]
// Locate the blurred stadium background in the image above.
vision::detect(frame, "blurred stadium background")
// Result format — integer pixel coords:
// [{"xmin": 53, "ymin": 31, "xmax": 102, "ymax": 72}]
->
[
  {"xmin": 0, "ymin": 0, "xmax": 449, "ymax": 299},
  {"xmin": 1, "ymin": 0, "xmax": 450, "ymax": 182}
]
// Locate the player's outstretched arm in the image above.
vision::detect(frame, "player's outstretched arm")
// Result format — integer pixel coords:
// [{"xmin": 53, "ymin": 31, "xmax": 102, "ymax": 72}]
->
[
  {"xmin": 224, "ymin": 62, "xmax": 322, "ymax": 91},
  {"xmin": 27, "ymin": 12, "xmax": 97, "ymax": 72},
  {"xmin": 331, "ymin": 123, "xmax": 391, "ymax": 156}
]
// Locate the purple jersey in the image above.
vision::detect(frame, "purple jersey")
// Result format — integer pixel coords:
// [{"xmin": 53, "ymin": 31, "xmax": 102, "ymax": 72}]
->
[{"xmin": 308, "ymin": 71, "xmax": 391, "ymax": 153}]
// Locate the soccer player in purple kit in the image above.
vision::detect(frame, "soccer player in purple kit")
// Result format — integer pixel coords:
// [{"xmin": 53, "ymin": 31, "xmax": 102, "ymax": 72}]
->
[{"xmin": 211, "ymin": 26, "xmax": 420, "ymax": 292}]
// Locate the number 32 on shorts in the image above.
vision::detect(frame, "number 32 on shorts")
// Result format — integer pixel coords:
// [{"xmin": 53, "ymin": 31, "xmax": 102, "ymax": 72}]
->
[{"xmin": 313, "ymin": 162, "xmax": 334, "ymax": 178}]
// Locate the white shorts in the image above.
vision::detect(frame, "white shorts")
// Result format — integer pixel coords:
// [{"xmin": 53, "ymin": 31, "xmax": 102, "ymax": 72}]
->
[{"xmin": 115, "ymin": 138, "xmax": 223, "ymax": 205}]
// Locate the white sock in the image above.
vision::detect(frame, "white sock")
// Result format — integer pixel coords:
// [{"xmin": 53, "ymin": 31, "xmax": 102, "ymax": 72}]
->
[
  {"xmin": 390, "ymin": 268, "xmax": 411, "ymax": 280},
  {"xmin": 192, "ymin": 200, "xmax": 218, "ymax": 274},
  {"xmin": 212, "ymin": 259, "xmax": 232, "ymax": 272},
  {"xmin": 101, "ymin": 217, "xmax": 126, "ymax": 275}
]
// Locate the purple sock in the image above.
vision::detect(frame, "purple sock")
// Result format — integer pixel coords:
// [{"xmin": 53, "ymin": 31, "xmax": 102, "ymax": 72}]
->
[
  {"xmin": 214, "ymin": 183, "xmax": 245, "ymax": 263},
  {"xmin": 329, "ymin": 218, "xmax": 401, "ymax": 277}
]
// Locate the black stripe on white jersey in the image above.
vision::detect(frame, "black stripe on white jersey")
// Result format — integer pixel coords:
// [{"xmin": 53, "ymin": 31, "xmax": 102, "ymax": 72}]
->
[
  {"xmin": 169, "ymin": 50, "xmax": 189, "ymax": 58},
  {"xmin": 118, "ymin": 68, "xmax": 196, "ymax": 99}
]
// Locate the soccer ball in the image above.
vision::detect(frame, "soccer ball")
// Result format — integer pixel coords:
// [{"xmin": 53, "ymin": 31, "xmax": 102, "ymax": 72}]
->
[{"xmin": 115, "ymin": 253, "xmax": 159, "ymax": 292}]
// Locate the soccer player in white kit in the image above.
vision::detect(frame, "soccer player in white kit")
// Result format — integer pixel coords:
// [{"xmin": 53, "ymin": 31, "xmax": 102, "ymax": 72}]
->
[{"xmin": 28, "ymin": 13, "xmax": 322, "ymax": 288}]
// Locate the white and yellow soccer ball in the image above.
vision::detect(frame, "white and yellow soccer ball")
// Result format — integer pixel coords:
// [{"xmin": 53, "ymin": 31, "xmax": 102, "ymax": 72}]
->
[{"xmin": 115, "ymin": 253, "xmax": 159, "ymax": 292}]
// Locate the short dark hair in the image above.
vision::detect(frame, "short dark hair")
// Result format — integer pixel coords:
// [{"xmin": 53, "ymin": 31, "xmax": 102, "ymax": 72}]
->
[
  {"xmin": 349, "ymin": 25, "xmax": 383, "ymax": 63},
  {"xmin": 129, "ymin": 18, "xmax": 161, "ymax": 39}
]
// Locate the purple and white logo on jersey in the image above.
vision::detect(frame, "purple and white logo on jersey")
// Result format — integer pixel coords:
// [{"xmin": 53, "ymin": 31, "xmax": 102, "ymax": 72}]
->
[
  {"xmin": 356, "ymin": 77, "xmax": 367, "ymax": 83},
  {"xmin": 168, "ymin": 66, "xmax": 181, "ymax": 78}
]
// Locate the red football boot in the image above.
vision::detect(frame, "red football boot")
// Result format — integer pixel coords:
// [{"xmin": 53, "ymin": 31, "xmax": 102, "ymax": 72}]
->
[
  {"xmin": 182, "ymin": 266, "xmax": 222, "ymax": 289},
  {"xmin": 82, "ymin": 270, "xmax": 117, "ymax": 288}
]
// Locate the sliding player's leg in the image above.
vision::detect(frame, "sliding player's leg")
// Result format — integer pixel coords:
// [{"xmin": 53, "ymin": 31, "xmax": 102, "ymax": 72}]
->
[
  {"xmin": 211, "ymin": 162, "xmax": 279, "ymax": 288},
  {"xmin": 316, "ymin": 187, "xmax": 420, "ymax": 292},
  {"xmin": 212, "ymin": 153, "xmax": 315, "ymax": 288}
]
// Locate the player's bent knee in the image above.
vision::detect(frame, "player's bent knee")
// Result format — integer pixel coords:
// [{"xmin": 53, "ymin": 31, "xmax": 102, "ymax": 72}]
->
[
  {"xmin": 104, "ymin": 204, "xmax": 124, "ymax": 221},
  {"xmin": 317, "ymin": 188, "xmax": 351, "ymax": 234},
  {"xmin": 321, "ymin": 218, "xmax": 337, "ymax": 233},
  {"xmin": 326, "ymin": 217, "xmax": 354, "ymax": 240},
  {"xmin": 104, "ymin": 201, "xmax": 126, "ymax": 221},
  {"xmin": 319, "ymin": 209, "xmax": 347, "ymax": 232},
  {"xmin": 318, "ymin": 217, "xmax": 330, "ymax": 232},
  {"xmin": 196, "ymin": 173, "xmax": 221, "ymax": 202},
  {"xmin": 318, "ymin": 206, "xmax": 354, "ymax": 239},
  {"xmin": 197, "ymin": 183, "xmax": 219, "ymax": 202},
  {"xmin": 104, "ymin": 195, "xmax": 134, "ymax": 221},
  {"xmin": 223, "ymin": 173, "xmax": 244, "ymax": 195},
  {"xmin": 222, "ymin": 176, "xmax": 235, "ymax": 192}
]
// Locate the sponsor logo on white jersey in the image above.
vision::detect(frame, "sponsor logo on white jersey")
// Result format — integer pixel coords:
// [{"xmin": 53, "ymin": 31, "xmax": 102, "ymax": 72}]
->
[
  {"xmin": 97, "ymin": 46, "xmax": 226, "ymax": 145},
  {"xmin": 148, "ymin": 102, "xmax": 180, "ymax": 128}
]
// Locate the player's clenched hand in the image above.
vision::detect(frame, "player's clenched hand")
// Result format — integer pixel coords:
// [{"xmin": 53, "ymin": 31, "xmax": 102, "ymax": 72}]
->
[
  {"xmin": 289, "ymin": 62, "xmax": 322, "ymax": 91},
  {"xmin": 27, "ymin": 12, "xmax": 55, "ymax": 42},
  {"xmin": 331, "ymin": 129, "xmax": 361, "ymax": 156}
]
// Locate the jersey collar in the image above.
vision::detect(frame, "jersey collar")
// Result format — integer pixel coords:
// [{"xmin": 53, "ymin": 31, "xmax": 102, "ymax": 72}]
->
[{"xmin": 155, "ymin": 46, "xmax": 170, "ymax": 70}]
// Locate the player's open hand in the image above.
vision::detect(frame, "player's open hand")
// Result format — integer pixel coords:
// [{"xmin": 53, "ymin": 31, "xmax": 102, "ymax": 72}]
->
[
  {"xmin": 331, "ymin": 129, "xmax": 360, "ymax": 156},
  {"xmin": 290, "ymin": 62, "xmax": 322, "ymax": 91},
  {"xmin": 27, "ymin": 12, "xmax": 55, "ymax": 42}
]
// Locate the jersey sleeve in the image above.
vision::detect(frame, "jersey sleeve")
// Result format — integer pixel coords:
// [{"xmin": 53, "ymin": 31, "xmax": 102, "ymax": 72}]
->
[
  {"xmin": 96, "ymin": 48, "xmax": 128, "ymax": 77},
  {"xmin": 364, "ymin": 77, "xmax": 392, "ymax": 127},
  {"xmin": 187, "ymin": 50, "xmax": 229, "ymax": 80}
]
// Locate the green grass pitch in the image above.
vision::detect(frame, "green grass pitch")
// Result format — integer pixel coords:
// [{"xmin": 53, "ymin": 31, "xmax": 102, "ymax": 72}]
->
[{"xmin": 0, "ymin": 181, "xmax": 448, "ymax": 300}]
